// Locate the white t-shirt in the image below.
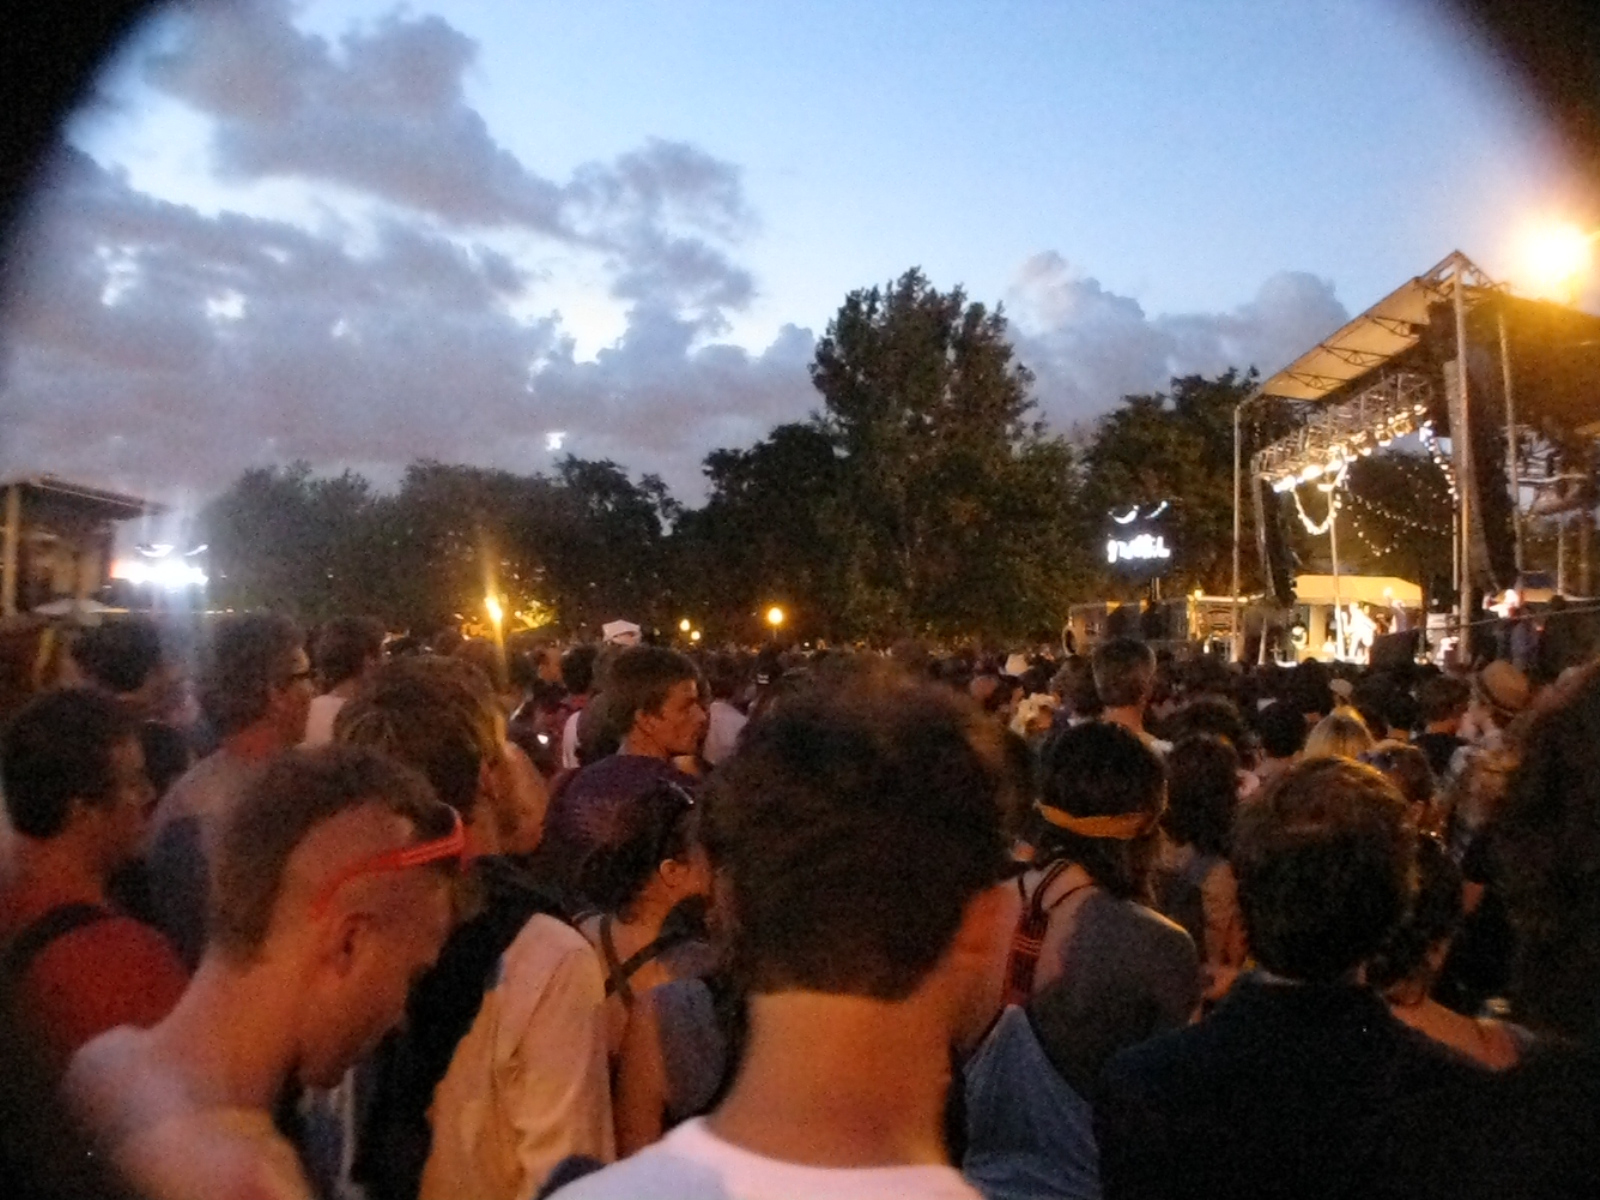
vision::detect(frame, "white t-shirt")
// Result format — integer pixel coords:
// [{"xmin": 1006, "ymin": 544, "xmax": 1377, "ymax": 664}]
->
[
  {"xmin": 702, "ymin": 700, "xmax": 748, "ymax": 766},
  {"xmin": 547, "ymin": 1118, "xmax": 981, "ymax": 1200},
  {"xmin": 302, "ymin": 693, "xmax": 347, "ymax": 747},
  {"xmin": 561, "ymin": 709, "xmax": 583, "ymax": 771}
]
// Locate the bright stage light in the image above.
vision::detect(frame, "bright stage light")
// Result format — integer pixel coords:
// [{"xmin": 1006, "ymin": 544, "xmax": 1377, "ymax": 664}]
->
[
  {"xmin": 485, "ymin": 594, "xmax": 504, "ymax": 626},
  {"xmin": 112, "ymin": 558, "xmax": 207, "ymax": 590},
  {"xmin": 1514, "ymin": 220, "xmax": 1595, "ymax": 299}
]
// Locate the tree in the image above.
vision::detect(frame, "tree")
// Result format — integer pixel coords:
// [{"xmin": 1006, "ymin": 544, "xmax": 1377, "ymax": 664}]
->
[
  {"xmin": 676, "ymin": 423, "xmax": 845, "ymax": 638},
  {"xmin": 1081, "ymin": 371, "xmax": 1257, "ymax": 596},
  {"xmin": 808, "ymin": 268, "xmax": 1089, "ymax": 639}
]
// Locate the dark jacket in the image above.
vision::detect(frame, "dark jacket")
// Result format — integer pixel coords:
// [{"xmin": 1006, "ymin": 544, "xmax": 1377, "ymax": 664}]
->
[{"xmin": 1095, "ymin": 975, "xmax": 1485, "ymax": 1200}]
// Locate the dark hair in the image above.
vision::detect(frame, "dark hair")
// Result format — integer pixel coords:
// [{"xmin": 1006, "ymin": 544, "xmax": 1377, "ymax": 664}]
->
[
  {"xmin": 1091, "ymin": 638, "xmax": 1155, "ymax": 709},
  {"xmin": 1288, "ymin": 659, "xmax": 1332, "ymax": 717},
  {"xmin": 1254, "ymin": 699, "xmax": 1308, "ymax": 759},
  {"xmin": 605, "ymin": 646, "xmax": 700, "ymax": 733},
  {"xmin": 1036, "ymin": 721, "xmax": 1166, "ymax": 899},
  {"xmin": 198, "ymin": 613, "xmax": 304, "ymax": 737},
  {"xmin": 70, "ymin": 618, "xmax": 163, "ymax": 694},
  {"xmin": 209, "ymin": 744, "xmax": 456, "ymax": 960},
  {"xmin": 703, "ymin": 665, "xmax": 1017, "ymax": 1000},
  {"xmin": 1164, "ymin": 735, "xmax": 1239, "ymax": 859},
  {"xmin": 1163, "ymin": 696, "xmax": 1249, "ymax": 751},
  {"xmin": 313, "ymin": 616, "xmax": 386, "ymax": 688},
  {"xmin": 334, "ymin": 656, "xmax": 501, "ymax": 819},
  {"xmin": 561, "ymin": 643, "xmax": 599, "ymax": 695},
  {"xmin": 1418, "ymin": 675, "xmax": 1471, "ymax": 725},
  {"xmin": 1, "ymin": 688, "xmax": 139, "ymax": 838},
  {"xmin": 575, "ymin": 780, "xmax": 698, "ymax": 914},
  {"xmin": 1233, "ymin": 757, "xmax": 1413, "ymax": 984},
  {"xmin": 706, "ymin": 653, "xmax": 743, "ymax": 702},
  {"xmin": 1362, "ymin": 740, "xmax": 1435, "ymax": 810},
  {"xmin": 1368, "ymin": 836, "xmax": 1462, "ymax": 991},
  {"xmin": 1054, "ymin": 655, "xmax": 1101, "ymax": 718},
  {"xmin": 1494, "ymin": 663, "xmax": 1600, "ymax": 1039},
  {"xmin": 453, "ymin": 637, "xmax": 508, "ymax": 696}
]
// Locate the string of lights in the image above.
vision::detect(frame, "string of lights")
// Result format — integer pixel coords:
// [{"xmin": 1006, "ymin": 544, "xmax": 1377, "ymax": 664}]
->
[
  {"xmin": 1417, "ymin": 420, "xmax": 1460, "ymax": 501},
  {"xmin": 1342, "ymin": 490, "xmax": 1450, "ymax": 536},
  {"xmin": 1291, "ymin": 463, "xmax": 1347, "ymax": 536}
]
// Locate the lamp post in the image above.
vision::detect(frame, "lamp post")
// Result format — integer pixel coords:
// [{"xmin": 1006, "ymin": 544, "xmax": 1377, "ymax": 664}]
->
[{"xmin": 766, "ymin": 606, "xmax": 785, "ymax": 642}]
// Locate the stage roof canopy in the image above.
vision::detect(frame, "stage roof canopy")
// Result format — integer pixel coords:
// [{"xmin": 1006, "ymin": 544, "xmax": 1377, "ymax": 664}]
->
[{"xmin": 1256, "ymin": 252, "xmax": 1492, "ymax": 402}]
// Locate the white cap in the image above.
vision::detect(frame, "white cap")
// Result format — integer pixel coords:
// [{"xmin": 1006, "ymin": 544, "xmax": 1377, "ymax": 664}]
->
[
  {"xmin": 1003, "ymin": 653, "xmax": 1031, "ymax": 679},
  {"xmin": 602, "ymin": 620, "xmax": 641, "ymax": 646}
]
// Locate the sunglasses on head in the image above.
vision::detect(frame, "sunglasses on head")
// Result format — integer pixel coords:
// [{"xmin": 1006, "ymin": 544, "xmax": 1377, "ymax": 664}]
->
[{"xmin": 310, "ymin": 804, "xmax": 467, "ymax": 916}]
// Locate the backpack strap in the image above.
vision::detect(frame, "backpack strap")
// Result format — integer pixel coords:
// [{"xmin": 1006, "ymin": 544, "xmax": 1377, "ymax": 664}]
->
[
  {"xmin": 598, "ymin": 914, "xmax": 690, "ymax": 1007},
  {"xmin": 1000, "ymin": 862, "xmax": 1092, "ymax": 1008},
  {"xmin": 3, "ymin": 903, "xmax": 113, "ymax": 981}
]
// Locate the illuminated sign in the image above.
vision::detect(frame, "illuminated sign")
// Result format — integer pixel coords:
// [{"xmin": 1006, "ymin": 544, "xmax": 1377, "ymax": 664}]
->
[{"xmin": 1106, "ymin": 534, "xmax": 1172, "ymax": 564}]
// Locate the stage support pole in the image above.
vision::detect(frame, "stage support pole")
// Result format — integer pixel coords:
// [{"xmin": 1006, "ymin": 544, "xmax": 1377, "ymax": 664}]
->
[
  {"xmin": 1232, "ymin": 399, "xmax": 1242, "ymax": 661},
  {"xmin": 1498, "ymin": 307, "xmax": 1523, "ymax": 577},
  {"xmin": 1329, "ymin": 499, "xmax": 1344, "ymax": 660},
  {"xmin": 1453, "ymin": 273, "xmax": 1473, "ymax": 665}
]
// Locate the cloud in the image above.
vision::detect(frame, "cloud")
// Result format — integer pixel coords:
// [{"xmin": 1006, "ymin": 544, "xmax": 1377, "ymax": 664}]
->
[
  {"xmin": 1007, "ymin": 251, "xmax": 1349, "ymax": 429},
  {"xmin": 0, "ymin": 150, "xmax": 808, "ymax": 503},
  {"xmin": 141, "ymin": 1, "xmax": 753, "ymax": 328}
]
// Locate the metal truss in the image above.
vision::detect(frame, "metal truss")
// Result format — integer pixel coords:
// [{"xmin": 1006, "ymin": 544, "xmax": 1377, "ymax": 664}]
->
[{"xmin": 1253, "ymin": 370, "xmax": 1435, "ymax": 488}]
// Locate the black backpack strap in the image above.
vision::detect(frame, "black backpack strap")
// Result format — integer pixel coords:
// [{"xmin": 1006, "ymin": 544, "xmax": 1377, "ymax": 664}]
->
[
  {"xmin": 599, "ymin": 914, "xmax": 690, "ymax": 1007},
  {"xmin": 3, "ymin": 903, "xmax": 113, "ymax": 980}
]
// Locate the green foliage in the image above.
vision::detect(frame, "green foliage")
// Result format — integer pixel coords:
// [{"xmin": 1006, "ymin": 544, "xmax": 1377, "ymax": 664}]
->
[
  {"xmin": 807, "ymin": 268, "xmax": 1091, "ymax": 638},
  {"xmin": 1082, "ymin": 370, "xmax": 1256, "ymax": 595}
]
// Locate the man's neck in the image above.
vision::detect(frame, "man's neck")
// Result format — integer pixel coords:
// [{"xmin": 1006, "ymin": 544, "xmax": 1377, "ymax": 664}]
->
[
  {"xmin": 620, "ymin": 731, "xmax": 670, "ymax": 760},
  {"xmin": 330, "ymin": 677, "xmax": 363, "ymax": 702},
  {"xmin": 146, "ymin": 956, "xmax": 298, "ymax": 1113},
  {"xmin": 1102, "ymin": 706, "xmax": 1146, "ymax": 735},
  {"xmin": 708, "ymin": 991, "xmax": 953, "ymax": 1169},
  {"xmin": 220, "ymin": 721, "xmax": 289, "ymax": 763}
]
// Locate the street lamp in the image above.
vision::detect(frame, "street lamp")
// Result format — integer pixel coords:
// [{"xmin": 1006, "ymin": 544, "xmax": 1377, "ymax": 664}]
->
[
  {"xmin": 485, "ymin": 593, "xmax": 504, "ymax": 632},
  {"xmin": 690, "ymin": 629, "xmax": 702, "ymax": 643},
  {"xmin": 679, "ymin": 617, "xmax": 692, "ymax": 633},
  {"xmin": 766, "ymin": 605, "xmax": 786, "ymax": 630}
]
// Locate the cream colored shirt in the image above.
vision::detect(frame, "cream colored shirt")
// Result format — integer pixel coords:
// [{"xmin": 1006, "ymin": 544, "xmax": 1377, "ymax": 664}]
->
[{"xmin": 421, "ymin": 914, "xmax": 614, "ymax": 1200}]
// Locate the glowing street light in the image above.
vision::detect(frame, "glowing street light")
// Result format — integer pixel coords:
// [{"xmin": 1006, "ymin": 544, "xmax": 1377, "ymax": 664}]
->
[
  {"xmin": 690, "ymin": 629, "xmax": 702, "ymax": 643},
  {"xmin": 1514, "ymin": 220, "xmax": 1595, "ymax": 300},
  {"xmin": 485, "ymin": 593, "xmax": 504, "ymax": 628},
  {"xmin": 679, "ymin": 617, "xmax": 692, "ymax": 633},
  {"xmin": 766, "ymin": 605, "xmax": 786, "ymax": 630}
]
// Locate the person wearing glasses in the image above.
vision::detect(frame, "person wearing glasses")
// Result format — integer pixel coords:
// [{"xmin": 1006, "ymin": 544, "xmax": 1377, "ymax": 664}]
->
[
  {"xmin": 144, "ymin": 613, "xmax": 316, "ymax": 967},
  {"xmin": 65, "ymin": 746, "xmax": 463, "ymax": 1200}
]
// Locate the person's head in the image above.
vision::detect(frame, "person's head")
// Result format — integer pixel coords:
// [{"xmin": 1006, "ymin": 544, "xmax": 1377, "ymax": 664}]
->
[
  {"xmin": 1367, "ymin": 836, "xmax": 1462, "ymax": 995},
  {"xmin": 1303, "ymin": 707, "xmax": 1375, "ymax": 760},
  {"xmin": 607, "ymin": 645, "xmax": 705, "ymax": 758},
  {"xmin": 198, "ymin": 613, "xmax": 312, "ymax": 745},
  {"xmin": 1494, "ymin": 662, "xmax": 1600, "ymax": 1040},
  {"xmin": 1162, "ymin": 696, "xmax": 1250, "ymax": 756},
  {"xmin": 1164, "ymin": 734, "xmax": 1240, "ymax": 859},
  {"xmin": 1053, "ymin": 654, "xmax": 1101, "ymax": 719},
  {"xmin": 1, "ymin": 688, "xmax": 153, "ymax": 873},
  {"xmin": 1471, "ymin": 660, "xmax": 1531, "ymax": 732},
  {"xmin": 1092, "ymin": 638, "xmax": 1156, "ymax": 711},
  {"xmin": 1036, "ymin": 720, "xmax": 1166, "ymax": 899},
  {"xmin": 705, "ymin": 653, "xmax": 744, "ymax": 703},
  {"xmin": 69, "ymin": 619, "xmax": 178, "ymax": 719},
  {"xmin": 574, "ymin": 777, "xmax": 708, "ymax": 920},
  {"xmin": 1361, "ymin": 740, "xmax": 1435, "ymax": 817},
  {"xmin": 1233, "ymin": 757, "xmax": 1414, "ymax": 984},
  {"xmin": 704, "ymin": 665, "xmax": 1018, "ymax": 1041},
  {"xmin": 1255, "ymin": 699, "xmax": 1308, "ymax": 762},
  {"xmin": 334, "ymin": 655, "xmax": 512, "ymax": 851},
  {"xmin": 454, "ymin": 637, "xmax": 509, "ymax": 697},
  {"xmin": 561, "ymin": 643, "xmax": 599, "ymax": 696},
  {"xmin": 1289, "ymin": 658, "xmax": 1333, "ymax": 719},
  {"xmin": 313, "ymin": 617, "xmax": 386, "ymax": 691},
  {"xmin": 207, "ymin": 745, "xmax": 462, "ymax": 1088},
  {"xmin": 1417, "ymin": 674, "xmax": 1471, "ymax": 732}
]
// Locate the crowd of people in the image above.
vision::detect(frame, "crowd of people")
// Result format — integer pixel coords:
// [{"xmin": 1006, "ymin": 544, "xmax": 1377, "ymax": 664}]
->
[{"xmin": 0, "ymin": 611, "xmax": 1596, "ymax": 1199}]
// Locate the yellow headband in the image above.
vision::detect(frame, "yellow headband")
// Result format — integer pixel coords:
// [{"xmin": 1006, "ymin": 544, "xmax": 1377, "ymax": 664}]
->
[{"xmin": 1036, "ymin": 804, "xmax": 1159, "ymax": 841}]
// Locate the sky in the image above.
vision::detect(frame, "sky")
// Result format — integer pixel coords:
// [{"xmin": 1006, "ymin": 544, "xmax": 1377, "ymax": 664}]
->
[{"xmin": 0, "ymin": 0, "xmax": 1588, "ymax": 516}]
